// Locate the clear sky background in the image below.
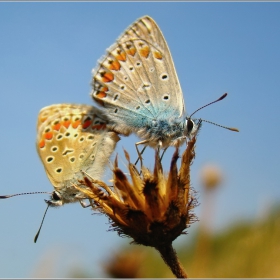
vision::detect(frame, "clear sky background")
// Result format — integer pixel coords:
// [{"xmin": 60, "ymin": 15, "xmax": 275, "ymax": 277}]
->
[{"xmin": 1, "ymin": 2, "xmax": 279, "ymax": 278}]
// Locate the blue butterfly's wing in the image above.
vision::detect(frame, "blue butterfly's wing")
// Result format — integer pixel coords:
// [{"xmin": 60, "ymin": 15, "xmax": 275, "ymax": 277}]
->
[{"xmin": 91, "ymin": 16, "xmax": 185, "ymax": 136}]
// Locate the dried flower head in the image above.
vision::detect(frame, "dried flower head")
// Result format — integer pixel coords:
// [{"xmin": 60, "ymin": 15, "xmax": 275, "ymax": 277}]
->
[
  {"xmin": 75, "ymin": 135, "xmax": 199, "ymax": 278},
  {"xmin": 76, "ymin": 136, "xmax": 197, "ymax": 244}
]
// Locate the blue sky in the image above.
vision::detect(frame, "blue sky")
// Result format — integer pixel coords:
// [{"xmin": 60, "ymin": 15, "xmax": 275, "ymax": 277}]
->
[{"xmin": 1, "ymin": 2, "xmax": 280, "ymax": 278}]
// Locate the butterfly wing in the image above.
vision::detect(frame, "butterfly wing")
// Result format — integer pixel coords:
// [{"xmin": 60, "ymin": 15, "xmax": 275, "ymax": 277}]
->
[
  {"xmin": 36, "ymin": 104, "xmax": 119, "ymax": 203},
  {"xmin": 91, "ymin": 16, "xmax": 185, "ymax": 135}
]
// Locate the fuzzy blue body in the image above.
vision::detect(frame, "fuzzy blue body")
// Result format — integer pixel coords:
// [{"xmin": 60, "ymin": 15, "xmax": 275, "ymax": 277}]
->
[{"xmin": 135, "ymin": 117, "xmax": 187, "ymax": 148}]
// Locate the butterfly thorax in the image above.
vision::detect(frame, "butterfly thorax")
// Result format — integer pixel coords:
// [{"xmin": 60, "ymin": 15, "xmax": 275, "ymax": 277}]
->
[
  {"xmin": 137, "ymin": 118, "xmax": 187, "ymax": 148},
  {"xmin": 46, "ymin": 181, "xmax": 88, "ymax": 207}
]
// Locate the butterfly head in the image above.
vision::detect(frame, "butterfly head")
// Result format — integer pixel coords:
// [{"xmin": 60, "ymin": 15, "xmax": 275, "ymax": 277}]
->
[
  {"xmin": 45, "ymin": 183, "xmax": 87, "ymax": 207},
  {"xmin": 185, "ymin": 117, "xmax": 202, "ymax": 139},
  {"xmin": 44, "ymin": 190, "xmax": 64, "ymax": 207}
]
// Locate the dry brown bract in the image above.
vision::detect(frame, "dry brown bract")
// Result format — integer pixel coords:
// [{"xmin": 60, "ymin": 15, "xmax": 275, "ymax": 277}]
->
[{"xmin": 75, "ymin": 135, "xmax": 199, "ymax": 278}]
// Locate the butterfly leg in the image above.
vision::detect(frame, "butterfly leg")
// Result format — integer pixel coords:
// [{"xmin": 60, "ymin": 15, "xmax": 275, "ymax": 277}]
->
[
  {"xmin": 160, "ymin": 147, "xmax": 168, "ymax": 162},
  {"xmin": 135, "ymin": 140, "xmax": 150, "ymax": 168},
  {"xmin": 134, "ymin": 146, "xmax": 147, "ymax": 165}
]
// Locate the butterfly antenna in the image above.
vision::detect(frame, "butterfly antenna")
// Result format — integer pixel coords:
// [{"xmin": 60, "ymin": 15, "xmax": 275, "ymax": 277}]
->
[
  {"xmin": 34, "ymin": 204, "xmax": 50, "ymax": 243},
  {"xmin": 189, "ymin": 93, "xmax": 239, "ymax": 132},
  {"xmin": 201, "ymin": 119, "xmax": 239, "ymax": 132},
  {"xmin": 189, "ymin": 93, "xmax": 228, "ymax": 118},
  {"xmin": 0, "ymin": 191, "xmax": 52, "ymax": 199}
]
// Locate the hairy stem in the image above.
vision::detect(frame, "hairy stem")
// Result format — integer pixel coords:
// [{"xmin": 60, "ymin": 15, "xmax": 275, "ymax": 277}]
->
[{"xmin": 156, "ymin": 243, "xmax": 188, "ymax": 278}]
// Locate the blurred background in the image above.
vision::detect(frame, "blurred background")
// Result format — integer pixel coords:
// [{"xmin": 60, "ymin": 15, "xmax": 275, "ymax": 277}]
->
[{"xmin": 1, "ymin": 2, "xmax": 280, "ymax": 277}]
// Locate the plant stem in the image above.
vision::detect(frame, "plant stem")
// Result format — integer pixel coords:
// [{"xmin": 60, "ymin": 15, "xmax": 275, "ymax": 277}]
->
[{"xmin": 156, "ymin": 243, "xmax": 188, "ymax": 278}]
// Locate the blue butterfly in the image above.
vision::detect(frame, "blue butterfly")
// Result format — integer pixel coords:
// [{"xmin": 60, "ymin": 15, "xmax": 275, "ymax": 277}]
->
[{"xmin": 91, "ymin": 16, "xmax": 235, "ymax": 154}]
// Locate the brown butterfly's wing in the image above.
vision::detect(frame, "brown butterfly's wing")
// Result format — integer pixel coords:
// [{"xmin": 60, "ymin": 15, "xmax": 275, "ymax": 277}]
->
[{"xmin": 36, "ymin": 104, "xmax": 119, "ymax": 204}]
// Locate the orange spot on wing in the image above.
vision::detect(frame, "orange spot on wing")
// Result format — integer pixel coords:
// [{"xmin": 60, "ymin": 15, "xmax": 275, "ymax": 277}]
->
[
  {"xmin": 72, "ymin": 120, "xmax": 81, "ymax": 129},
  {"xmin": 39, "ymin": 139, "xmax": 45, "ymax": 148},
  {"xmin": 101, "ymin": 86, "xmax": 108, "ymax": 92},
  {"xmin": 52, "ymin": 123, "xmax": 61, "ymax": 131},
  {"xmin": 116, "ymin": 51, "xmax": 126, "ymax": 61},
  {"xmin": 96, "ymin": 91, "xmax": 107, "ymax": 98},
  {"xmin": 62, "ymin": 120, "xmax": 71, "ymax": 128},
  {"xmin": 109, "ymin": 60, "xmax": 121, "ymax": 71},
  {"xmin": 101, "ymin": 72, "xmax": 114, "ymax": 83},
  {"xmin": 82, "ymin": 119, "xmax": 92, "ymax": 129},
  {"xmin": 94, "ymin": 86, "xmax": 108, "ymax": 104},
  {"xmin": 140, "ymin": 46, "xmax": 150, "ymax": 58},
  {"xmin": 127, "ymin": 47, "xmax": 136, "ymax": 56},
  {"xmin": 44, "ymin": 132, "xmax": 53, "ymax": 140},
  {"xmin": 154, "ymin": 51, "xmax": 163, "ymax": 60}
]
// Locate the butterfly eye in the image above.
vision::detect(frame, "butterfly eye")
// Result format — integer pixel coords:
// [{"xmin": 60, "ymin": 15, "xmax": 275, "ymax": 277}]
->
[
  {"xmin": 52, "ymin": 191, "xmax": 62, "ymax": 201},
  {"xmin": 187, "ymin": 119, "xmax": 194, "ymax": 133}
]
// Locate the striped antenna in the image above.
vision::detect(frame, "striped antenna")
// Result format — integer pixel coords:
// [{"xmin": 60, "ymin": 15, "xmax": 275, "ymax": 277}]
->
[
  {"xmin": 189, "ymin": 93, "xmax": 239, "ymax": 132},
  {"xmin": 201, "ymin": 119, "xmax": 239, "ymax": 132},
  {"xmin": 1, "ymin": 191, "xmax": 52, "ymax": 243},
  {"xmin": 34, "ymin": 204, "xmax": 50, "ymax": 243},
  {"xmin": 0, "ymin": 191, "xmax": 52, "ymax": 199}
]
